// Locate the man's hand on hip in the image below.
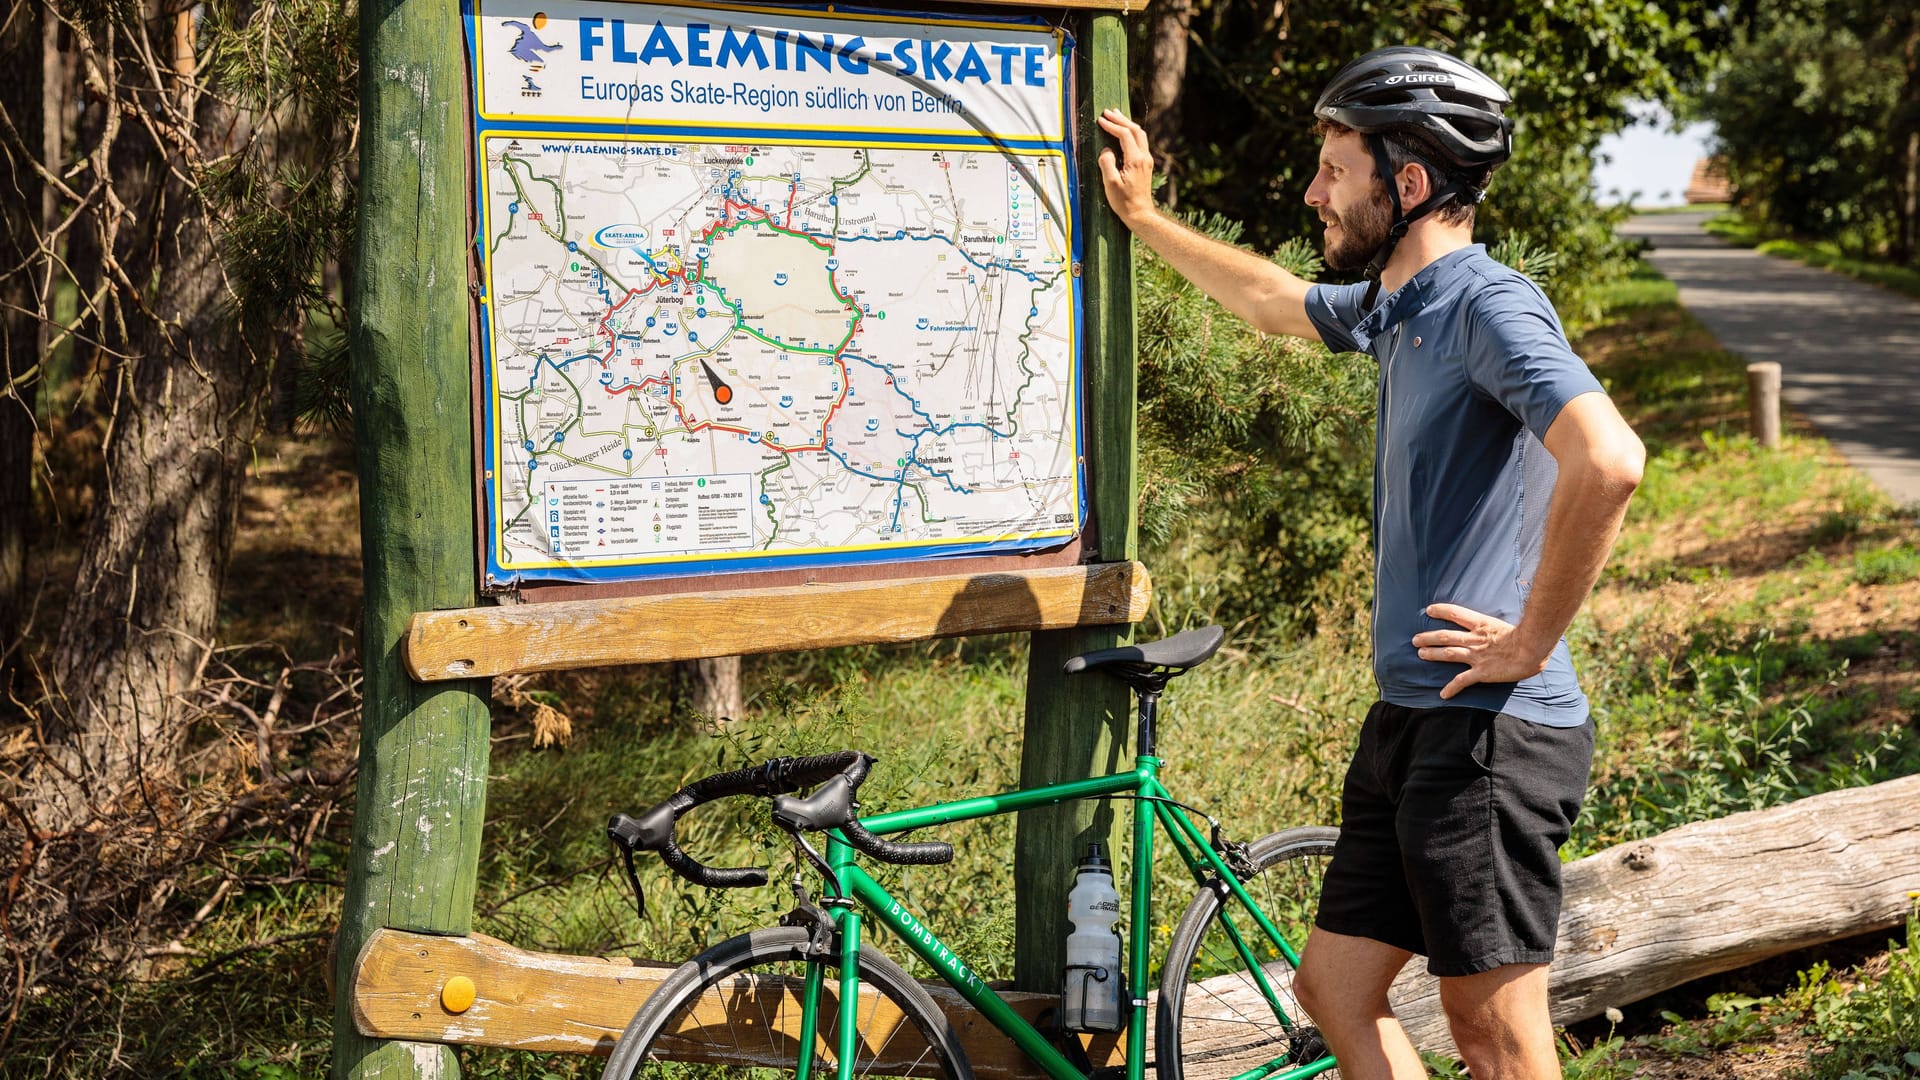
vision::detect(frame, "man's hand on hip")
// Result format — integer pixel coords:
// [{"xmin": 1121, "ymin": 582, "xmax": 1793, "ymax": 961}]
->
[{"xmin": 1413, "ymin": 603, "xmax": 1553, "ymax": 699}]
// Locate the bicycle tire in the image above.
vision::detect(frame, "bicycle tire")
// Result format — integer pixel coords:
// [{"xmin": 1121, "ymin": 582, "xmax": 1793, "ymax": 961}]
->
[
  {"xmin": 601, "ymin": 925, "xmax": 975, "ymax": 1080},
  {"xmin": 1157, "ymin": 827, "xmax": 1341, "ymax": 1080}
]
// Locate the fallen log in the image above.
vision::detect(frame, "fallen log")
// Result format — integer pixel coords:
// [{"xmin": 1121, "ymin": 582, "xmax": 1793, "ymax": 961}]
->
[{"xmin": 1388, "ymin": 772, "xmax": 1920, "ymax": 1056}]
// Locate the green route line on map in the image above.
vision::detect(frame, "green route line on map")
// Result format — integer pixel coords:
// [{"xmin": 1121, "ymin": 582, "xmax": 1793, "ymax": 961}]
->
[
  {"xmin": 756, "ymin": 457, "xmax": 790, "ymax": 545},
  {"xmin": 999, "ymin": 278, "xmax": 1050, "ymax": 433},
  {"xmin": 904, "ymin": 477, "xmax": 944, "ymax": 526},
  {"xmin": 662, "ymin": 212, "xmax": 864, "ymax": 456},
  {"xmin": 827, "ymin": 154, "xmax": 872, "ymax": 238},
  {"xmin": 784, "ymin": 149, "xmax": 1061, "ymax": 450},
  {"xmin": 695, "ymin": 217, "xmax": 853, "ymax": 357}
]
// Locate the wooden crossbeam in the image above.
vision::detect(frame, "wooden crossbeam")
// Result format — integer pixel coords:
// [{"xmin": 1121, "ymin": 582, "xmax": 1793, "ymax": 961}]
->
[
  {"xmin": 351, "ymin": 929, "xmax": 1128, "ymax": 1077},
  {"xmin": 404, "ymin": 561, "xmax": 1152, "ymax": 681}
]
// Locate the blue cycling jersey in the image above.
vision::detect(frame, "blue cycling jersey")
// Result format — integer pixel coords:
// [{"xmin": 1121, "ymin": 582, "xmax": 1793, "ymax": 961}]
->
[{"xmin": 1306, "ymin": 245, "xmax": 1605, "ymax": 727}]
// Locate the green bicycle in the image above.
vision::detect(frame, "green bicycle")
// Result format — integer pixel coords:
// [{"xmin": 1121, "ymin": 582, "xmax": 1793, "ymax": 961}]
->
[{"xmin": 602, "ymin": 626, "xmax": 1341, "ymax": 1080}]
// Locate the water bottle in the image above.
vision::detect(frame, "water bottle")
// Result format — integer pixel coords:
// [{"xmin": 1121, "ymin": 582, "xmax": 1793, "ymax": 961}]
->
[{"xmin": 1061, "ymin": 842, "xmax": 1124, "ymax": 1032}]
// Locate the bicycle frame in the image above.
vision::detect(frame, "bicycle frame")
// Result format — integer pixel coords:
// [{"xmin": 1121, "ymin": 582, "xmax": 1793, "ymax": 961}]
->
[{"xmin": 797, "ymin": 753, "xmax": 1336, "ymax": 1080}]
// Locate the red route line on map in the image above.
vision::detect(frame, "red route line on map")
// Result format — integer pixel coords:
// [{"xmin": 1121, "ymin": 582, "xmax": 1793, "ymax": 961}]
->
[{"xmin": 586, "ymin": 193, "xmax": 871, "ymax": 458}]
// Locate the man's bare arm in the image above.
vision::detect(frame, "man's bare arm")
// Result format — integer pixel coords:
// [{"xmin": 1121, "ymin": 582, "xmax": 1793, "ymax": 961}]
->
[
  {"xmin": 1097, "ymin": 109, "xmax": 1321, "ymax": 342},
  {"xmin": 1414, "ymin": 391, "xmax": 1645, "ymax": 697}
]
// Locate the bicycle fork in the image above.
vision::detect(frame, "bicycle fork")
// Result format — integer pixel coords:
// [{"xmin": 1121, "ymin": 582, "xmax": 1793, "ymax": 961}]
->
[{"xmin": 783, "ymin": 866, "xmax": 868, "ymax": 1080}]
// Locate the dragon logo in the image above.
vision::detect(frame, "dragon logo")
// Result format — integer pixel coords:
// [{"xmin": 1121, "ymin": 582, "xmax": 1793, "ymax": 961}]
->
[{"xmin": 503, "ymin": 12, "xmax": 562, "ymax": 97}]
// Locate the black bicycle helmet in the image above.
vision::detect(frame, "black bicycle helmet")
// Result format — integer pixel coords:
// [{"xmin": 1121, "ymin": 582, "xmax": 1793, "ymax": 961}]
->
[{"xmin": 1313, "ymin": 46, "xmax": 1514, "ymax": 303}]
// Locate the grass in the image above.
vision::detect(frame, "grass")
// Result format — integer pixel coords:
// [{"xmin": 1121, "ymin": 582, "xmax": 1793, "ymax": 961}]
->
[
  {"xmin": 10, "ymin": 260, "xmax": 1920, "ymax": 1078},
  {"xmin": 1703, "ymin": 214, "xmax": 1920, "ymax": 300},
  {"xmin": 1547, "ymin": 265, "xmax": 1920, "ymax": 1078}
]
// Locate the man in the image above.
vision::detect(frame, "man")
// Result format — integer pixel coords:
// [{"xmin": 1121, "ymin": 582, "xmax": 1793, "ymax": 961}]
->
[{"xmin": 1097, "ymin": 47, "xmax": 1645, "ymax": 1078}]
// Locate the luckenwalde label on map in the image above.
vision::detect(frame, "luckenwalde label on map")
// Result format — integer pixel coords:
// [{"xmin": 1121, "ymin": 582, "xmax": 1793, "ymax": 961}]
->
[{"xmin": 466, "ymin": 0, "xmax": 1084, "ymax": 585}]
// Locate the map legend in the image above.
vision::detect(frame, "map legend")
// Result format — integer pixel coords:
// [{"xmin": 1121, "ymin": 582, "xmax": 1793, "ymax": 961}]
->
[{"xmin": 544, "ymin": 475, "xmax": 755, "ymax": 558}]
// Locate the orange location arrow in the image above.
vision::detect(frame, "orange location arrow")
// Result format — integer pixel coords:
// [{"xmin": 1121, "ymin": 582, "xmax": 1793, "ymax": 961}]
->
[{"xmin": 698, "ymin": 359, "xmax": 733, "ymax": 405}]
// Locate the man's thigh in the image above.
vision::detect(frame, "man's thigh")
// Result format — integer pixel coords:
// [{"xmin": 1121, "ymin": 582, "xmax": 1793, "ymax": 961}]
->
[
  {"xmin": 1436, "ymin": 961, "xmax": 1552, "ymax": 1029},
  {"xmin": 1437, "ymin": 962, "xmax": 1560, "ymax": 1074},
  {"xmin": 1397, "ymin": 709, "xmax": 1593, "ymax": 976},
  {"xmin": 1315, "ymin": 702, "xmax": 1426, "ymax": 955}
]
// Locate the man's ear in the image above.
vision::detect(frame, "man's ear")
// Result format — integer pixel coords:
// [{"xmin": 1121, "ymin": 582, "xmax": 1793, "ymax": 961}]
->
[{"xmin": 1398, "ymin": 161, "xmax": 1433, "ymax": 206}]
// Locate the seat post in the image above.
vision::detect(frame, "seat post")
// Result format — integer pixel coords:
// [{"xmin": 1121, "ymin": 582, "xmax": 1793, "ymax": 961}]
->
[{"xmin": 1136, "ymin": 686, "xmax": 1161, "ymax": 758}]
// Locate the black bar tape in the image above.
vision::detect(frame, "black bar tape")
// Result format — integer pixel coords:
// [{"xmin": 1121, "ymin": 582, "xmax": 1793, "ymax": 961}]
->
[
  {"xmin": 658, "ymin": 836, "xmax": 767, "ymax": 888},
  {"xmin": 841, "ymin": 819, "xmax": 953, "ymax": 866},
  {"xmin": 616, "ymin": 750, "xmax": 877, "ymax": 889},
  {"xmin": 778, "ymin": 750, "xmax": 871, "ymax": 788}
]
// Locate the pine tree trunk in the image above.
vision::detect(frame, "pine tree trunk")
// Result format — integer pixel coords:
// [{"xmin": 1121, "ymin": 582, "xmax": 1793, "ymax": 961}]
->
[
  {"xmin": 34, "ymin": 8, "xmax": 264, "ymax": 829},
  {"xmin": 671, "ymin": 656, "xmax": 744, "ymax": 724},
  {"xmin": 1143, "ymin": 0, "xmax": 1193, "ymax": 207},
  {"xmin": 0, "ymin": 0, "xmax": 52, "ymax": 688}
]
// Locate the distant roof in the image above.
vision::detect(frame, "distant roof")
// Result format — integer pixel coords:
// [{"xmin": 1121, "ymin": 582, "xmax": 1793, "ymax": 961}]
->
[{"xmin": 1686, "ymin": 157, "xmax": 1730, "ymax": 204}]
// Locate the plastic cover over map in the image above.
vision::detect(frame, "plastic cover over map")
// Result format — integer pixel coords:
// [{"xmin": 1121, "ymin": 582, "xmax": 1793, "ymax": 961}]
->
[{"xmin": 464, "ymin": 0, "xmax": 1085, "ymax": 586}]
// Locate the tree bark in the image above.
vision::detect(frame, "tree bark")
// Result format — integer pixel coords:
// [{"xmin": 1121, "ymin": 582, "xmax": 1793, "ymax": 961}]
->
[
  {"xmin": 0, "ymin": 0, "xmax": 55, "ymax": 689},
  {"xmin": 671, "ymin": 656, "xmax": 744, "ymax": 723},
  {"xmin": 1142, "ymin": 0, "xmax": 1194, "ymax": 208},
  {"xmin": 35, "ymin": 5, "xmax": 266, "ymax": 829}
]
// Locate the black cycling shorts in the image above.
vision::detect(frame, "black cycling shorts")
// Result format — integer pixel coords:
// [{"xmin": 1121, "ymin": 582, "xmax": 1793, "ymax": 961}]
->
[{"xmin": 1313, "ymin": 701, "xmax": 1594, "ymax": 977}]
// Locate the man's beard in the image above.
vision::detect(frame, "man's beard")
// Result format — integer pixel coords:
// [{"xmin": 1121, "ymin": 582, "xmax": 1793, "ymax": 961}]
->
[{"xmin": 1322, "ymin": 189, "xmax": 1393, "ymax": 271}]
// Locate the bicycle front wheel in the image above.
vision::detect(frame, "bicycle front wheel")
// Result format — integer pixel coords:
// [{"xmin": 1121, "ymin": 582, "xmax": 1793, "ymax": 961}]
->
[
  {"xmin": 601, "ymin": 925, "xmax": 974, "ymax": 1080},
  {"xmin": 1157, "ymin": 827, "xmax": 1340, "ymax": 1080}
]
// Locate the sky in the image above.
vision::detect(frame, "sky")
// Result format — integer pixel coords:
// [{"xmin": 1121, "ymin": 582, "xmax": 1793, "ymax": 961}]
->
[{"xmin": 1590, "ymin": 102, "xmax": 1716, "ymax": 207}]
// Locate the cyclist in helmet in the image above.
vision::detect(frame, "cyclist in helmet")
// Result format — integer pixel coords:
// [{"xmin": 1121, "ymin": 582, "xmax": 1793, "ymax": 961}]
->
[{"xmin": 1099, "ymin": 46, "xmax": 1645, "ymax": 1078}]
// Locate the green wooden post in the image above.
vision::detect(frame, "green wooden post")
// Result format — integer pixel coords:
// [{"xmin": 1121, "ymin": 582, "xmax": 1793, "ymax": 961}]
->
[
  {"xmin": 331, "ymin": 0, "xmax": 492, "ymax": 1073},
  {"xmin": 1013, "ymin": 10, "xmax": 1137, "ymax": 992}
]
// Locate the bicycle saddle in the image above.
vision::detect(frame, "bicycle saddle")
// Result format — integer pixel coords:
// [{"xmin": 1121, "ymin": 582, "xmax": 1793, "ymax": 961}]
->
[{"xmin": 1063, "ymin": 625, "xmax": 1225, "ymax": 677}]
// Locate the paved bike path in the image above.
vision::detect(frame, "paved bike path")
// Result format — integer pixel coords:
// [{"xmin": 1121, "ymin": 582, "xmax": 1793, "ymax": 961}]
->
[{"xmin": 1621, "ymin": 211, "xmax": 1920, "ymax": 507}]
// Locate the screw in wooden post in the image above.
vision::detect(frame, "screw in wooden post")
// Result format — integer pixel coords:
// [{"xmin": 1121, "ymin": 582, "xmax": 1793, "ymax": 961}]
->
[
  {"xmin": 1747, "ymin": 361, "xmax": 1782, "ymax": 449},
  {"xmin": 441, "ymin": 975, "xmax": 477, "ymax": 1014}
]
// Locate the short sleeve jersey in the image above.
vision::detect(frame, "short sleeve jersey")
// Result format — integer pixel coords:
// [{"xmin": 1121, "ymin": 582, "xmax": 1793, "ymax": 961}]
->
[{"xmin": 1306, "ymin": 245, "xmax": 1605, "ymax": 727}]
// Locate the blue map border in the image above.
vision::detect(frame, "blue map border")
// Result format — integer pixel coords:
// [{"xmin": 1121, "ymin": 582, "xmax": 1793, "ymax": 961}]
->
[{"xmin": 463, "ymin": 1, "xmax": 1087, "ymax": 587}]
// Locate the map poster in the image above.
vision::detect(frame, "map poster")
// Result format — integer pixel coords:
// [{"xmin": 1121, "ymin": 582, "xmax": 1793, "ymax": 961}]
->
[{"xmin": 465, "ymin": 1, "xmax": 1085, "ymax": 586}]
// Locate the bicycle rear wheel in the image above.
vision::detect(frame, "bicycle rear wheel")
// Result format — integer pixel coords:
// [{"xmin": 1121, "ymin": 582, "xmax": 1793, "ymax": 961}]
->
[
  {"xmin": 1157, "ymin": 827, "xmax": 1340, "ymax": 1080},
  {"xmin": 601, "ymin": 926, "xmax": 974, "ymax": 1080}
]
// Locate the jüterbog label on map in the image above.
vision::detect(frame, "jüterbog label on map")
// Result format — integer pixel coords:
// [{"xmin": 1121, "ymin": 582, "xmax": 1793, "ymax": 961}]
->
[{"xmin": 466, "ymin": 1, "xmax": 1084, "ymax": 585}]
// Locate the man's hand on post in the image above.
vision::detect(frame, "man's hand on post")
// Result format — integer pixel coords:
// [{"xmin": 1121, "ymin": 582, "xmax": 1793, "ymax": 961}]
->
[
  {"xmin": 1096, "ymin": 109, "xmax": 1158, "ymax": 228},
  {"xmin": 1412, "ymin": 603, "xmax": 1553, "ymax": 699}
]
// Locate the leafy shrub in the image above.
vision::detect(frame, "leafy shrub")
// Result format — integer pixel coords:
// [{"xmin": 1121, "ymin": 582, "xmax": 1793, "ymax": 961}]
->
[
  {"xmin": 1788, "ymin": 906, "xmax": 1920, "ymax": 1078},
  {"xmin": 1853, "ymin": 545, "xmax": 1920, "ymax": 587},
  {"xmin": 1133, "ymin": 216, "xmax": 1376, "ymax": 635},
  {"xmin": 1574, "ymin": 627, "xmax": 1918, "ymax": 855}
]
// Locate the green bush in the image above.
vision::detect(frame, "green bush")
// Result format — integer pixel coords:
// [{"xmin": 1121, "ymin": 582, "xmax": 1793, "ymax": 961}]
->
[
  {"xmin": 1789, "ymin": 907, "xmax": 1920, "ymax": 1078},
  {"xmin": 1133, "ymin": 216, "xmax": 1377, "ymax": 636},
  {"xmin": 1854, "ymin": 545, "xmax": 1920, "ymax": 587}
]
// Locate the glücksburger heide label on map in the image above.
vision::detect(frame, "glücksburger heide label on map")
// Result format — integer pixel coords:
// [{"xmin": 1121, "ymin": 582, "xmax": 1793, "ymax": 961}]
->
[{"xmin": 467, "ymin": 2, "xmax": 1083, "ymax": 585}]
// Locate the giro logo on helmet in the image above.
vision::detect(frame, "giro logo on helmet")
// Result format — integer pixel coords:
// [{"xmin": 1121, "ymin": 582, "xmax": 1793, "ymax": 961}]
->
[{"xmin": 1383, "ymin": 73, "xmax": 1453, "ymax": 86}]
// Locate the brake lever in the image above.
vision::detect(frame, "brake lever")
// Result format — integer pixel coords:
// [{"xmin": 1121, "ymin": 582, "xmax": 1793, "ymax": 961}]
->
[{"xmin": 620, "ymin": 844, "xmax": 647, "ymax": 922}]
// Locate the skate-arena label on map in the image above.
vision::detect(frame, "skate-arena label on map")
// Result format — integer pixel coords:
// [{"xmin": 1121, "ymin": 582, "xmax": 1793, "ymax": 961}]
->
[{"xmin": 466, "ymin": 1, "xmax": 1084, "ymax": 585}]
